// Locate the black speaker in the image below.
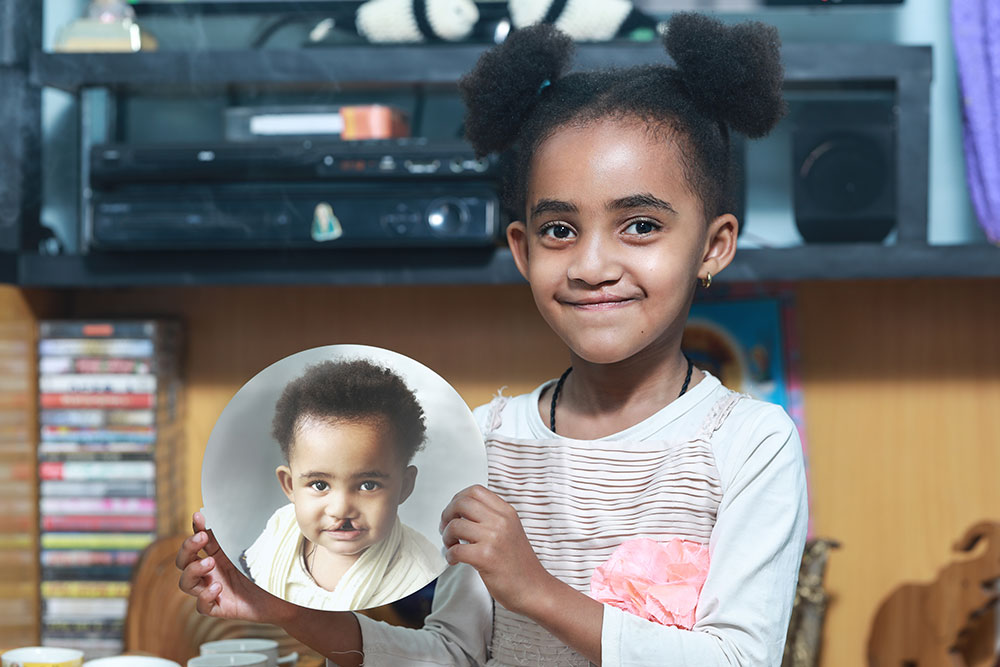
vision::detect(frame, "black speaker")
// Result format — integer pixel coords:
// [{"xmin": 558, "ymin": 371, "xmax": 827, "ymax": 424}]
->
[
  {"xmin": 0, "ymin": 70, "xmax": 41, "ymax": 251},
  {"xmin": 792, "ymin": 100, "xmax": 897, "ymax": 243},
  {"xmin": 0, "ymin": 0, "xmax": 41, "ymax": 66}
]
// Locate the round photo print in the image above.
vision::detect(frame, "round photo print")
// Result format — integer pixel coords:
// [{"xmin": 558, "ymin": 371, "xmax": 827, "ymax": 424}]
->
[{"xmin": 201, "ymin": 345, "xmax": 488, "ymax": 611}]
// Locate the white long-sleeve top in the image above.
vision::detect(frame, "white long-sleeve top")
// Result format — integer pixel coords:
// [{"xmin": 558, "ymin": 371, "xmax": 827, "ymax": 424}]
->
[{"xmin": 347, "ymin": 372, "xmax": 809, "ymax": 666}]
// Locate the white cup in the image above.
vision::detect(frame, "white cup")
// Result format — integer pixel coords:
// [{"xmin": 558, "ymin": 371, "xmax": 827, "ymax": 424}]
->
[
  {"xmin": 84, "ymin": 658, "xmax": 181, "ymax": 667},
  {"xmin": 187, "ymin": 656, "xmax": 268, "ymax": 667},
  {"xmin": 198, "ymin": 641, "xmax": 296, "ymax": 667},
  {"xmin": 2, "ymin": 647, "xmax": 84, "ymax": 667}
]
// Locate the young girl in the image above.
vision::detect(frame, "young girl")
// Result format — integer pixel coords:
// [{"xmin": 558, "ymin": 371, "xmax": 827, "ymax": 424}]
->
[{"xmin": 177, "ymin": 12, "xmax": 808, "ymax": 666}]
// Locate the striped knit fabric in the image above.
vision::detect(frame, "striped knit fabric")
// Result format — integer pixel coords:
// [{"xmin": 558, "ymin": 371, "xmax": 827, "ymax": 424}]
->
[{"xmin": 483, "ymin": 391, "xmax": 741, "ymax": 666}]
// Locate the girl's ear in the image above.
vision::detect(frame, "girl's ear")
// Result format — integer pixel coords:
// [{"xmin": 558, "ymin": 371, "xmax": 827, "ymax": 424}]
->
[
  {"xmin": 276, "ymin": 465, "xmax": 295, "ymax": 502},
  {"xmin": 399, "ymin": 465, "xmax": 418, "ymax": 505},
  {"xmin": 700, "ymin": 213, "xmax": 739, "ymax": 282},
  {"xmin": 506, "ymin": 221, "xmax": 531, "ymax": 281}
]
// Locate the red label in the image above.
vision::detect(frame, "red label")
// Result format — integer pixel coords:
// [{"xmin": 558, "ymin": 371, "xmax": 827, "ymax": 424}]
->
[{"xmin": 81, "ymin": 324, "xmax": 114, "ymax": 337}]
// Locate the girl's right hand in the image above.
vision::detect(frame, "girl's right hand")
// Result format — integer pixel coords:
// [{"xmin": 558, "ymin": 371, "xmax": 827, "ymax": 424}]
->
[{"xmin": 176, "ymin": 511, "xmax": 290, "ymax": 624}]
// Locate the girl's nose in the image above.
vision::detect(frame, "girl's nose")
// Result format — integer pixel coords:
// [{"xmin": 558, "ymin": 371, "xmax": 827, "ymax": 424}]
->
[{"xmin": 566, "ymin": 233, "xmax": 623, "ymax": 286}]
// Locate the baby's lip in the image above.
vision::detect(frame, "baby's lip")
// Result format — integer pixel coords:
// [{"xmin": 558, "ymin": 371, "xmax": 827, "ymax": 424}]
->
[{"xmin": 325, "ymin": 519, "xmax": 364, "ymax": 533}]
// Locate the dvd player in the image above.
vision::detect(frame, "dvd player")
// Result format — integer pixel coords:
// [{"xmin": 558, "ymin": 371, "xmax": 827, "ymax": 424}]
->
[
  {"xmin": 89, "ymin": 138, "xmax": 499, "ymax": 187},
  {"xmin": 89, "ymin": 181, "xmax": 500, "ymax": 250}
]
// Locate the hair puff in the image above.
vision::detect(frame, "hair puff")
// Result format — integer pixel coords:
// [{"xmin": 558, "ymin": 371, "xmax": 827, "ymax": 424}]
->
[
  {"xmin": 459, "ymin": 23, "xmax": 575, "ymax": 156},
  {"xmin": 664, "ymin": 12, "xmax": 786, "ymax": 138}
]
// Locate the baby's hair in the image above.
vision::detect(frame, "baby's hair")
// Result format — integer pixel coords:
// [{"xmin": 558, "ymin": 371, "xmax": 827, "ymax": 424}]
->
[
  {"xmin": 272, "ymin": 358, "xmax": 427, "ymax": 465},
  {"xmin": 459, "ymin": 12, "xmax": 786, "ymax": 220}
]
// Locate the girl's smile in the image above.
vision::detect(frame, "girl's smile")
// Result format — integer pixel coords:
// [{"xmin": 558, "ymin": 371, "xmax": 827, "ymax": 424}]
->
[{"xmin": 562, "ymin": 292, "xmax": 640, "ymax": 309}]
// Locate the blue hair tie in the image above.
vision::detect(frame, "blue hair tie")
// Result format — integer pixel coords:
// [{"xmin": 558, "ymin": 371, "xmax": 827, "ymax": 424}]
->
[{"xmin": 537, "ymin": 79, "xmax": 552, "ymax": 96}]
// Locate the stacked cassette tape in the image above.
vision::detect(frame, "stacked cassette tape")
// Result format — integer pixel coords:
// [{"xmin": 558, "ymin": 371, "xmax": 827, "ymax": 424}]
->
[{"xmin": 37, "ymin": 320, "xmax": 183, "ymax": 658}]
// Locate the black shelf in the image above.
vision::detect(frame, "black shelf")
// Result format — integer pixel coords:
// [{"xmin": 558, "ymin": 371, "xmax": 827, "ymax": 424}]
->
[
  {"xmin": 11, "ymin": 40, "xmax": 954, "ymax": 288},
  {"xmin": 18, "ymin": 244, "xmax": 1000, "ymax": 289},
  {"xmin": 32, "ymin": 43, "xmax": 930, "ymax": 91}
]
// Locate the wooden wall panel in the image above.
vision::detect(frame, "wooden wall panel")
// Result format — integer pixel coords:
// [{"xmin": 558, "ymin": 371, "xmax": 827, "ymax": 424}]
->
[
  {"xmin": 797, "ymin": 279, "xmax": 1000, "ymax": 666},
  {"xmin": 68, "ymin": 278, "xmax": 1000, "ymax": 665},
  {"xmin": 0, "ymin": 286, "xmax": 63, "ymax": 648}
]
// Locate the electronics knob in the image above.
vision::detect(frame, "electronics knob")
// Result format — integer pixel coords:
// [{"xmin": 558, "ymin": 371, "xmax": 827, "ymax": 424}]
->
[{"xmin": 425, "ymin": 198, "xmax": 469, "ymax": 235}]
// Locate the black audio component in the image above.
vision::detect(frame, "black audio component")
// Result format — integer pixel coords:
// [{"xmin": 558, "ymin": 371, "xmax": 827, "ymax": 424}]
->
[
  {"xmin": 89, "ymin": 138, "xmax": 498, "ymax": 187},
  {"xmin": 0, "ymin": 70, "xmax": 40, "ymax": 251},
  {"xmin": 88, "ymin": 182, "xmax": 500, "ymax": 250},
  {"xmin": 792, "ymin": 100, "xmax": 897, "ymax": 243},
  {"xmin": 1, "ymin": 0, "xmax": 41, "ymax": 66}
]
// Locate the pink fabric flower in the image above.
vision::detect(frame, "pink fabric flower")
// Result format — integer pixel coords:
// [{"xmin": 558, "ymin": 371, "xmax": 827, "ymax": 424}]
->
[{"xmin": 590, "ymin": 538, "xmax": 710, "ymax": 629}]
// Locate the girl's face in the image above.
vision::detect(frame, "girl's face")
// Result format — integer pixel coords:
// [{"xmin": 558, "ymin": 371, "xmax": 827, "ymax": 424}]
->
[
  {"xmin": 507, "ymin": 117, "xmax": 736, "ymax": 366},
  {"xmin": 277, "ymin": 418, "xmax": 416, "ymax": 563}
]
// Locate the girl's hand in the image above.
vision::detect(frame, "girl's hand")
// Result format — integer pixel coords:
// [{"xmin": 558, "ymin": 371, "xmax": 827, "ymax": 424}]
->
[
  {"xmin": 176, "ymin": 511, "xmax": 291, "ymax": 624},
  {"xmin": 440, "ymin": 484, "xmax": 554, "ymax": 615}
]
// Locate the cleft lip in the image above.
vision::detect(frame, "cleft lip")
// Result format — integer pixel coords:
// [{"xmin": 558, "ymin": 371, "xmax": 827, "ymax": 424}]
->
[{"xmin": 326, "ymin": 519, "xmax": 361, "ymax": 532}]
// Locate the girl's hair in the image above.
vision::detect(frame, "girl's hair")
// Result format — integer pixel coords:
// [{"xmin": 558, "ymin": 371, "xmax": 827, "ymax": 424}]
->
[{"xmin": 459, "ymin": 12, "xmax": 786, "ymax": 221}]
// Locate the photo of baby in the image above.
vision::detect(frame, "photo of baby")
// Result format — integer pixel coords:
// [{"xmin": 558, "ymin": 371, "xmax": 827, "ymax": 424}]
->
[
  {"xmin": 239, "ymin": 359, "xmax": 446, "ymax": 611},
  {"xmin": 199, "ymin": 345, "xmax": 486, "ymax": 613}
]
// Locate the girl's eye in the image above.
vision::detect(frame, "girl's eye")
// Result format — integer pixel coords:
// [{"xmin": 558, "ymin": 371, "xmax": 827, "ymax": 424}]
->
[
  {"xmin": 359, "ymin": 480, "xmax": 381, "ymax": 492},
  {"xmin": 623, "ymin": 219, "xmax": 660, "ymax": 235},
  {"xmin": 309, "ymin": 480, "xmax": 329, "ymax": 492},
  {"xmin": 540, "ymin": 223, "xmax": 576, "ymax": 240}
]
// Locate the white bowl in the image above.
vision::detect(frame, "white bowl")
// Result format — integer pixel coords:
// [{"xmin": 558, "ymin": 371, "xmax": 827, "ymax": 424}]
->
[
  {"xmin": 2, "ymin": 647, "xmax": 84, "ymax": 667},
  {"xmin": 199, "ymin": 640, "xmax": 296, "ymax": 667},
  {"xmin": 188, "ymin": 655, "xmax": 268, "ymax": 667},
  {"xmin": 84, "ymin": 658, "xmax": 181, "ymax": 667}
]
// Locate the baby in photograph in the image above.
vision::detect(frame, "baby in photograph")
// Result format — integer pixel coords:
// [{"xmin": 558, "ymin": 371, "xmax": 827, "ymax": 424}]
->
[{"xmin": 240, "ymin": 358, "xmax": 447, "ymax": 611}]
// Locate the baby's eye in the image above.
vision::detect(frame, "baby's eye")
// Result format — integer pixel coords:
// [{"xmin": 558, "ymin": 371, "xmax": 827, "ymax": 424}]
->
[
  {"xmin": 623, "ymin": 219, "xmax": 660, "ymax": 235},
  {"xmin": 540, "ymin": 223, "xmax": 576, "ymax": 240},
  {"xmin": 309, "ymin": 480, "xmax": 329, "ymax": 492},
  {"xmin": 359, "ymin": 480, "xmax": 381, "ymax": 492}
]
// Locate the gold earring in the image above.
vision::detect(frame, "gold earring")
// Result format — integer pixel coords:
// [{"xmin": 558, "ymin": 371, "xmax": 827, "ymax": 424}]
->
[{"xmin": 700, "ymin": 272, "xmax": 713, "ymax": 289}]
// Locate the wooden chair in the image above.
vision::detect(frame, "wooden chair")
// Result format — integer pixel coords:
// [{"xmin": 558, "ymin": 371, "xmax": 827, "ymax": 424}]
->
[
  {"xmin": 867, "ymin": 521, "xmax": 1000, "ymax": 667},
  {"xmin": 124, "ymin": 535, "xmax": 326, "ymax": 667}
]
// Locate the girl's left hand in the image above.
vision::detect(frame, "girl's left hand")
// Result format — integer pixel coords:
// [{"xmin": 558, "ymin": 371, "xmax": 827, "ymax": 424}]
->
[{"xmin": 440, "ymin": 484, "xmax": 553, "ymax": 615}]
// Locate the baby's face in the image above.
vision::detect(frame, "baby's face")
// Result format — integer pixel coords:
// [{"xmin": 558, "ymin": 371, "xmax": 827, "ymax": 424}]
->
[{"xmin": 277, "ymin": 418, "xmax": 415, "ymax": 562}]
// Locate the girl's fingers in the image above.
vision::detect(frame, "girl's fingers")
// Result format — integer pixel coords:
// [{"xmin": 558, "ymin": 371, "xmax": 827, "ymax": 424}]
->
[
  {"xmin": 175, "ymin": 531, "xmax": 208, "ymax": 570},
  {"xmin": 196, "ymin": 582, "xmax": 223, "ymax": 616},
  {"xmin": 440, "ymin": 516, "xmax": 488, "ymax": 549},
  {"xmin": 178, "ymin": 555, "xmax": 215, "ymax": 595},
  {"xmin": 463, "ymin": 484, "xmax": 512, "ymax": 513},
  {"xmin": 444, "ymin": 541, "xmax": 475, "ymax": 567},
  {"xmin": 440, "ymin": 486, "xmax": 504, "ymax": 531}
]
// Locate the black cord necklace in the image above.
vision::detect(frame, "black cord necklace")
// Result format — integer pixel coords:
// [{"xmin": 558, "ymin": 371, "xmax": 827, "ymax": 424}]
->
[{"xmin": 549, "ymin": 356, "xmax": 694, "ymax": 434}]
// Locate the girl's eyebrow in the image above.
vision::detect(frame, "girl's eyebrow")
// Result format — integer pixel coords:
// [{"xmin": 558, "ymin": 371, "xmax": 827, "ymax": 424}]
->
[
  {"xmin": 530, "ymin": 194, "xmax": 677, "ymax": 220},
  {"xmin": 530, "ymin": 198, "xmax": 578, "ymax": 219},
  {"xmin": 609, "ymin": 193, "xmax": 678, "ymax": 215}
]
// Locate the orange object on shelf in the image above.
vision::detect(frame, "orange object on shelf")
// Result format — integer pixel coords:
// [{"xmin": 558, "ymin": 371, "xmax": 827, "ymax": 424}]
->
[{"xmin": 340, "ymin": 105, "xmax": 410, "ymax": 141}]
